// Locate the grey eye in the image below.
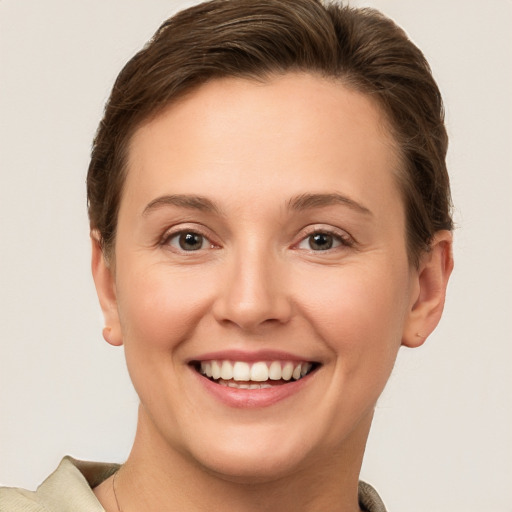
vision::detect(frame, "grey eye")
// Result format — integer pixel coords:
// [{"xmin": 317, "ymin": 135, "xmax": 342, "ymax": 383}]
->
[
  {"xmin": 308, "ymin": 233, "xmax": 335, "ymax": 251},
  {"xmin": 168, "ymin": 232, "xmax": 208, "ymax": 251},
  {"xmin": 297, "ymin": 231, "xmax": 345, "ymax": 251}
]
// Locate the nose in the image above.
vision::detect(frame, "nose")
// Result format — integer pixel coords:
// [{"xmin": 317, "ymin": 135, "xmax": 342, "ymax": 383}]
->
[{"xmin": 212, "ymin": 244, "xmax": 292, "ymax": 331}]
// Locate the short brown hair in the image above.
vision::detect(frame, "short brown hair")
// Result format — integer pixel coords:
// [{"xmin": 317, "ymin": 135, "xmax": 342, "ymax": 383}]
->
[{"xmin": 87, "ymin": 0, "xmax": 453, "ymax": 266}]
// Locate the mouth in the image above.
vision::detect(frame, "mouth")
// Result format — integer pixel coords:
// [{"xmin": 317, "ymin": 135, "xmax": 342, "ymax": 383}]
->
[{"xmin": 191, "ymin": 359, "xmax": 320, "ymax": 389}]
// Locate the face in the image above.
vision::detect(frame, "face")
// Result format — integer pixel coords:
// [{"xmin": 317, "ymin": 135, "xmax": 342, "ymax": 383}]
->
[{"xmin": 96, "ymin": 73, "xmax": 425, "ymax": 480}]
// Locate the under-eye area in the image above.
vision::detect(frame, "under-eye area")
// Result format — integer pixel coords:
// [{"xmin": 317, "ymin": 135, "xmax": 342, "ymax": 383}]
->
[{"xmin": 191, "ymin": 360, "xmax": 320, "ymax": 389}]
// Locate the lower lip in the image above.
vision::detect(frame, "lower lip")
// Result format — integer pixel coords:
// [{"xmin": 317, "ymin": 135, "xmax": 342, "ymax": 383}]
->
[{"xmin": 192, "ymin": 368, "xmax": 313, "ymax": 409}]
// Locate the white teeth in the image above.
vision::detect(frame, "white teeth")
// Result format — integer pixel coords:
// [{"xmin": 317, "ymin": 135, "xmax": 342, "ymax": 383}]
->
[
  {"xmin": 268, "ymin": 360, "xmax": 282, "ymax": 380},
  {"xmin": 233, "ymin": 361, "xmax": 250, "ymax": 381},
  {"xmin": 282, "ymin": 362, "xmax": 294, "ymax": 380},
  {"xmin": 250, "ymin": 362, "xmax": 269, "ymax": 381},
  {"xmin": 211, "ymin": 360, "xmax": 221, "ymax": 379},
  {"xmin": 220, "ymin": 360, "xmax": 233, "ymax": 380},
  {"xmin": 201, "ymin": 361, "xmax": 212, "ymax": 378},
  {"xmin": 292, "ymin": 364, "xmax": 302, "ymax": 380},
  {"xmin": 218, "ymin": 380, "xmax": 274, "ymax": 389},
  {"xmin": 198, "ymin": 359, "xmax": 315, "ymax": 384}
]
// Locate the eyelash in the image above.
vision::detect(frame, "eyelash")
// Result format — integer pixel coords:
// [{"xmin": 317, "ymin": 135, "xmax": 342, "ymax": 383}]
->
[
  {"xmin": 160, "ymin": 226, "xmax": 354, "ymax": 253},
  {"xmin": 161, "ymin": 225, "xmax": 217, "ymax": 252},
  {"xmin": 295, "ymin": 227, "xmax": 354, "ymax": 252}
]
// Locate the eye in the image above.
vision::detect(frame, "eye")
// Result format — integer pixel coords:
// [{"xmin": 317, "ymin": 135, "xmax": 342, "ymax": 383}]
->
[
  {"xmin": 297, "ymin": 231, "xmax": 349, "ymax": 251},
  {"xmin": 166, "ymin": 231, "xmax": 211, "ymax": 251}
]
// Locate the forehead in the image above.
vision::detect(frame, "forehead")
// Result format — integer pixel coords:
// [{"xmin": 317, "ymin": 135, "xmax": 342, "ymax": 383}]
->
[{"xmin": 123, "ymin": 73, "xmax": 402, "ymax": 217}]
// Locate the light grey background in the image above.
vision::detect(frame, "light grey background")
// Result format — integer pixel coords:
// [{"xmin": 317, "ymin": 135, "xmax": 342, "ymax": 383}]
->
[{"xmin": 1, "ymin": 1, "xmax": 511, "ymax": 510}]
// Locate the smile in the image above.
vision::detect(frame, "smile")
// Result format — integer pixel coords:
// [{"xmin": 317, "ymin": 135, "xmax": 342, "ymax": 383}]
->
[{"xmin": 195, "ymin": 360, "xmax": 318, "ymax": 389}]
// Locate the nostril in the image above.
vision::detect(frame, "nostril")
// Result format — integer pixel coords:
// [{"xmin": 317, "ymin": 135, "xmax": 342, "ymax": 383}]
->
[
  {"xmin": 211, "ymin": 262, "xmax": 293, "ymax": 330},
  {"xmin": 213, "ymin": 301, "xmax": 293, "ymax": 331}
]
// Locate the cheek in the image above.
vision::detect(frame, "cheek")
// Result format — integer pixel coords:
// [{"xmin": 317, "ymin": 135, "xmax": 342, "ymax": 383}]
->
[
  {"xmin": 114, "ymin": 264, "xmax": 218, "ymax": 411},
  {"xmin": 115, "ymin": 264, "xmax": 214, "ymax": 352},
  {"xmin": 296, "ymin": 261, "xmax": 410, "ymax": 363}
]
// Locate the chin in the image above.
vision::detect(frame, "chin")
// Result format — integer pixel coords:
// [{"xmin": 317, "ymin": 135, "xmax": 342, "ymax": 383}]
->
[
  {"xmin": 183, "ymin": 426, "xmax": 317, "ymax": 483},
  {"xmin": 195, "ymin": 448, "xmax": 308, "ymax": 484}
]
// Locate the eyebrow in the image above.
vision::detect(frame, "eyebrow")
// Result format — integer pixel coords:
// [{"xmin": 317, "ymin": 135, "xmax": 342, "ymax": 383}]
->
[
  {"xmin": 287, "ymin": 193, "xmax": 373, "ymax": 216},
  {"xmin": 142, "ymin": 192, "xmax": 372, "ymax": 217},
  {"xmin": 142, "ymin": 194, "xmax": 222, "ymax": 216}
]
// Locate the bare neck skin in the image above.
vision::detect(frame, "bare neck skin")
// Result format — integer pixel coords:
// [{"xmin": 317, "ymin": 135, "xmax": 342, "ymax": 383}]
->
[{"xmin": 94, "ymin": 405, "xmax": 370, "ymax": 512}]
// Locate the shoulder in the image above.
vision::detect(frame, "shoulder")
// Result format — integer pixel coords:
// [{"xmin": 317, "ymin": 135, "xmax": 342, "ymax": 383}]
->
[
  {"xmin": 0, "ymin": 486, "xmax": 49, "ymax": 512},
  {"xmin": 0, "ymin": 457, "xmax": 119, "ymax": 512}
]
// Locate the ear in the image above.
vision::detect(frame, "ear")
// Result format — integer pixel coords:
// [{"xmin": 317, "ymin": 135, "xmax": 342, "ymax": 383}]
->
[
  {"xmin": 402, "ymin": 230, "xmax": 454, "ymax": 348},
  {"xmin": 91, "ymin": 231, "xmax": 123, "ymax": 346}
]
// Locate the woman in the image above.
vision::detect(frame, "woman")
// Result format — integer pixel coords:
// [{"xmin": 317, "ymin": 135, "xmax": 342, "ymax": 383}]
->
[{"xmin": 0, "ymin": 0, "xmax": 453, "ymax": 510}]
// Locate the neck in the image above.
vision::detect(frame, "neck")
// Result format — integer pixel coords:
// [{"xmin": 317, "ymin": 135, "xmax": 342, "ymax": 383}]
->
[{"xmin": 115, "ymin": 405, "xmax": 370, "ymax": 512}]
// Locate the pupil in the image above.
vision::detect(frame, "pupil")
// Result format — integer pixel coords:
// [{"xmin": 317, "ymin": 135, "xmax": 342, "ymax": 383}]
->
[
  {"xmin": 179, "ymin": 232, "xmax": 203, "ymax": 250},
  {"xmin": 310, "ymin": 233, "xmax": 332, "ymax": 250}
]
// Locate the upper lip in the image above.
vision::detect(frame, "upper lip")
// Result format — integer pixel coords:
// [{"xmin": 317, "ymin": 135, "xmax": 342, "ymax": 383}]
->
[{"xmin": 187, "ymin": 349, "xmax": 319, "ymax": 364}]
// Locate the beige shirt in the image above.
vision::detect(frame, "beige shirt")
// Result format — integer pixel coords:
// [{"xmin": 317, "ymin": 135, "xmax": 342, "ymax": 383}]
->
[{"xmin": 0, "ymin": 457, "xmax": 387, "ymax": 511}]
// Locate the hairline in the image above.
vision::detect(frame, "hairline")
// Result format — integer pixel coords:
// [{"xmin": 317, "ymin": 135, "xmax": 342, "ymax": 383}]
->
[{"xmin": 100, "ymin": 70, "xmax": 418, "ymax": 268}]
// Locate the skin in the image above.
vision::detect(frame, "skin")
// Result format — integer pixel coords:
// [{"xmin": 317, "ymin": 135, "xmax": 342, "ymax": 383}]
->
[{"xmin": 92, "ymin": 73, "xmax": 453, "ymax": 511}]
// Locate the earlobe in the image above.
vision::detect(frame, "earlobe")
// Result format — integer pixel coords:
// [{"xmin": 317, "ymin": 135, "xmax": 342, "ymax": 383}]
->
[
  {"xmin": 402, "ymin": 230, "xmax": 454, "ymax": 348},
  {"xmin": 91, "ymin": 231, "xmax": 123, "ymax": 347}
]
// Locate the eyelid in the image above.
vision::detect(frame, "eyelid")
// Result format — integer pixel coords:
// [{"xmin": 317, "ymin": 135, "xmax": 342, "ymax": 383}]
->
[
  {"xmin": 160, "ymin": 223, "xmax": 219, "ymax": 250},
  {"xmin": 157, "ymin": 222, "xmax": 354, "ymax": 252},
  {"xmin": 294, "ymin": 225, "xmax": 355, "ymax": 249}
]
